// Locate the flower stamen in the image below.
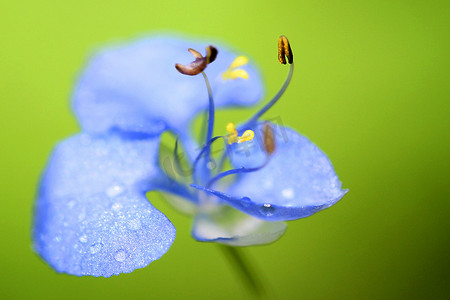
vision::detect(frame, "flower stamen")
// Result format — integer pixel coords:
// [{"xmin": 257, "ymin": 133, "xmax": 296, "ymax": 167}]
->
[
  {"xmin": 192, "ymin": 136, "xmax": 224, "ymax": 180},
  {"xmin": 205, "ymin": 164, "xmax": 265, "ymax": 188},
  {"xmin": 175, "ymin": 45, "xmax": 218, "ymax": 76},
  {"xmin": 176, "ymin": 44, "xmax": 219, "ymax": 181},
  {"xmin": 243, "ymin": 35, "xmax": 295, "ymax": 127},
  {"xmin": 226, "ymin": 122, "xmax": 255, "ymax": 144},
  {"xmin": 278, "ymin": 35, "xmax": 293, "ymax": 65},
  {"xmin": 222, "ymin": 56, "xmax": 249, "ymax": 80}
]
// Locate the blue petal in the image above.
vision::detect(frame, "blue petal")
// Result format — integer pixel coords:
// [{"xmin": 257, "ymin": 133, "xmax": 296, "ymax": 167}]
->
[
  {"xmin": 201, "ymin": 125, "xmax": 347, "ymax": 221},
  {"xmin": 73, "ymin": 35, "xmax": 264, "ymax": 139},
  {"xmin": 33, "ymin": 133, "xmax": 177, "ymax": 277},
  {"xmin": 192, "ymin": 205, "xmax": 287, "ymax": 246}
]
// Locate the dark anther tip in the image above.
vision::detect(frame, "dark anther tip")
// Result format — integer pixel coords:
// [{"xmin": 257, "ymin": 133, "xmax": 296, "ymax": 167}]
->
[
  {"xmin": 207, "ymin": 45, "xmax": 218, "ymax": 64},
  {"xmin": 278, "ymin": 35, "xmax": 293, "ymax": 65},
  {"xmin": 175, "ymin": 45, "xmax": 218, "ymax": 76}
]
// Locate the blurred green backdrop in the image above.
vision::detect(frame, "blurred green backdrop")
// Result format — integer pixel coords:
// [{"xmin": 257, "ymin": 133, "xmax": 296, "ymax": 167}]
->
[{"xmin": 1, "ymin": 0, "xmax": 448, "ymax": 299}]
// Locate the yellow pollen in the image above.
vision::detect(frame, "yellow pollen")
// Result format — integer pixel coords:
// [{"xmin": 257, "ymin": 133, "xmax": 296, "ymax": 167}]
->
[
  {"xmin": 226, "ymin": 122, "xmax": 237, "ymax": 135},
  {"xmin": 230, "ymin": 56, "xmax": 248, "ymax": 69},
  {"xmin": 237, "ymin": 130, "xmax": 255, "ymax": 143},
  {"xmin": 226, "ymin": 123, "xmax": 255, "ymax": 144},
  {"xmin": 222, "ymin": 56, "xmax": 249, "ymax": 81},
  {"xmin": 226, "ymin": 122, "xmax": 238, "ymax": 144}
]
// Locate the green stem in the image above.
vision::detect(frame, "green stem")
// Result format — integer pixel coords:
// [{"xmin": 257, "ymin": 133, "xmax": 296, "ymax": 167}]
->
[{"xmin": 219, "ymin": 245, "xmax": 268, "ymax": 299}]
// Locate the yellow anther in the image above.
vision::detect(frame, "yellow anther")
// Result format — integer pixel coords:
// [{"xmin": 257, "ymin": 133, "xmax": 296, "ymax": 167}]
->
[
  {"xmin": 226, "ymin": 122, "xmax": 237, "ymax": 135},
  {"xmin": 222, "ymin": 69, "xmax": 249, "ymax": 80},
  {"xmin": 229, "ymin": 56, "xmax": 249, "ymax": 69},
  {"xmin": 227, "ymin": 69, "xmax": 249, "ymax": 80},
  {"xmin": 222, "ymin": 56, "xmax": 249, "ymax": 81},
  {"xmin": 226, "ymin": 122, "xmax": 238, "ymax": 144},
  {"xmin": 237, "ymin": 130, "xmax": 255, "ymax": 143},
  {"xmin": 226, "ymin": 123, "xmax": 255, "ymax": 144}
]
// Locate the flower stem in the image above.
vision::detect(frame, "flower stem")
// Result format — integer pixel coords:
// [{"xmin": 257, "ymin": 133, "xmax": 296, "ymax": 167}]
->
[{"xmin": 219, "ymin": 245, "xmax": 268, "ymax": 299}]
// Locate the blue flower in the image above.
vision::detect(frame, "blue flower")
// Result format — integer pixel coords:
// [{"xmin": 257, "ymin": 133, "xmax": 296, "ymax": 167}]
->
[{"xmin": 33, "ymin": 35, "xmax": 347, "ymax": 277}]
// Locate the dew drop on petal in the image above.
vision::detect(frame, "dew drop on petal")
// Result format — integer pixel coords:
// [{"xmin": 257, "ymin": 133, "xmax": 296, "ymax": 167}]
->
[
  {"xmin": 240, "ymin": 197, "xmax": 252, "ymax": 207},
  {"xmin": 207, "ymin": 161, "xmax": 216, "ymax": 170},
  {"xmin": 259, "ymin": 203, "xmax": 275, "ymax": 217},
  {"xmin": 106, "ymin": 185, "xmax": 124, "ymax": 198},
  {"xmin": 115, "ymin": 250, "xmax": 127, "ymax": 262},
  {"xmin": 282, "ymin": 188, "xmax": 295, "ymax": 199},
  {"xmin": 127, "ymin": 219, "xmax": 141, "ymax": 231},
  {"xmin": 79, "ymin": 234, "xmax": 88, "ymax": 243},
  {"xmin": 90, "ymin": 243, "xmax": 103, "ymax": 254},
  {"xmin": 111, "ymin": 203, "xmax": 123, "ymax": 211}
]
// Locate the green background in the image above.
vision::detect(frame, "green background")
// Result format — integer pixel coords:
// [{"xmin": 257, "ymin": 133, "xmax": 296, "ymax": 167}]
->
[{"xmin": 1, "ymin": 0, "xmax": 448, "ymax": 299}]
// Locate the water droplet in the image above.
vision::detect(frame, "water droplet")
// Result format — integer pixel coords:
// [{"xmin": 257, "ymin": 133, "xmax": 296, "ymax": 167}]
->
[
  {"xmin": 112, "ymin": 203, "xmax": 123, "ymax": 211},
  {"xmin": 259, "ymin": 203, "xmax": 275, "ymax": 217},
  {"xmin": 282, "ymin": 188, "xmax": 294, "ymax": 199},
  {"xmin": 240, "ymin": 197, "xmax": 252, "ymax": 207},
  {"xmin": 106, "ymin": 185, "xmax": 124, "ymax": 198},
  {"xmin": 90, "ymin": 243, "xmax": 103, "ymax": 254},
  {"xmin": 79, "ymin": 234, "xmax": 88, "ymax": 243},
  {"xmin": 127, "ymin": 219, "xmax": 141, "ymax": 231},
  {"xmin": 115, "ymin": 250, "xmax": 127, "ymax": 262},
  {"xmin": 207, "ymin": 161, "xmax": 216, "ymax": 170},
  {"xmin": 55, "ymin": 236, "xmax": 62, "ymax": 242}
]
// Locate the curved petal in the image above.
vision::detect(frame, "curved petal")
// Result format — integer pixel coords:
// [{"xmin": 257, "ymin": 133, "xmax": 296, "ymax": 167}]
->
[
  {"xmin": 196, "ymin": 125, "xmax": 347, "ymax": 221},
  {"xmin": 33, "ymin": 133, "xmax": 178, "ymax": 277},
  {"xmin": 73, "ymin": 35, "xmax": 264, "ymax": 139},
  {"xmin": 192, "ymin": 205, "xmax": 286, "ymax": 246}
]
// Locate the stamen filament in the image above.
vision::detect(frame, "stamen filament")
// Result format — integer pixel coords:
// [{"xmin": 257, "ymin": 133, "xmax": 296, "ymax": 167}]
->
[
  {"xmin": 154, "ymin": 179, "xmax": 197, "ymax": 203},
  {"xmin": 192, "ymin": 136, "xmax": 224, "ymax": 178},
  {"xmin": 244, "ymin": 63, "xmax": 294, "ymax": 127},
  {"xmin": 173, "ymin": 137, "xmax": 187, "ymax": 176},
  {"xmin": 190, "ymin": 183, "xmax": 236, "ymax": 202},
  {"xmin": 202, "ymin": 71, "xmax": 215, "ymax": 178},
  {"xmin": 207, "ymin": 159, "xmax": 269, "ymax": 188}
]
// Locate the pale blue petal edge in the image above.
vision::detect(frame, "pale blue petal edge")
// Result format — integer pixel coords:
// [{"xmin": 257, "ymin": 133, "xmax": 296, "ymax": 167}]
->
[
  {"xmin": 191, "ymin": 208, "xmax": 287, "ymax": 246},
  {"xmin": 33, "ymin": 133, "xmax": 177, "ymax": 277},
  {"xmin": 73, "ymin": 35, "xmax": 264, "ymax": 139}
]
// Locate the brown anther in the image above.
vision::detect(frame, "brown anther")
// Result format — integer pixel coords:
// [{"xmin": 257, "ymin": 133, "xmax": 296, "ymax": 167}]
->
[
  {"xmin": 278, "ymin": 35, "xmax": 293, "ymax": 65},
  {"xmin": 263, "ymin": 123, "xmax": 276, "ymax": 155},
  {"xmin": 206, "ymin": 46, "xmax": 218, "ymax": 64},
  {"xmin": 175, "ymin": 45, "xmax": 218, "ymax": 76}
]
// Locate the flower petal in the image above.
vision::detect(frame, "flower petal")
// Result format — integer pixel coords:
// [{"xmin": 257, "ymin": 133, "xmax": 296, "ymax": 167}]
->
[
  {"xmin": 33, "ymin": 133, "xmax": 178, "ymax": 277},
  {"xmin": 73, "ymin": 36, "xmax": 264, "ymax": 139},
  {"xmin": 202, "ymin": 125, "xmax": 347, "ymax": 221},
  {"xmin": 192, "ymin": 205, "xmax": 287, "ymax": 246}
]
